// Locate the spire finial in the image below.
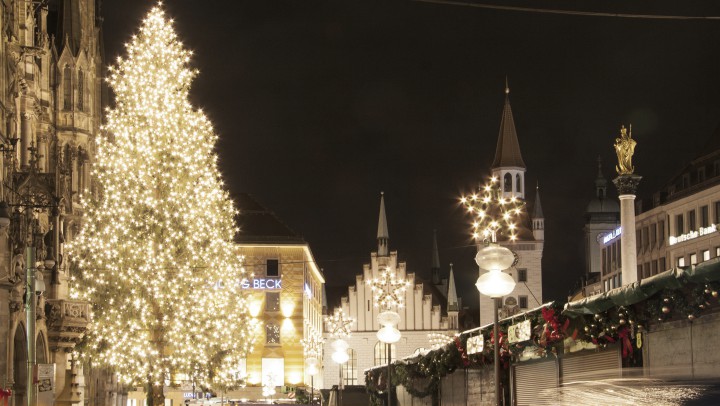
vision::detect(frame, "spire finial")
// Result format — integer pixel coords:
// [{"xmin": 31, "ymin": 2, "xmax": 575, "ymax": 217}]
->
[
  {"xmin": 505, "ymin": 76, "xmax": 510, "ymax": 95},
  {"xmin": 377, "ymin": 192, "xmax": 389, "ymax": 256},
  {"xmin": 431, "ymin": 230, "xmax": 440, "ymax": 284},
  {"xmin": 447, "ymin": 263, "xmax": 459, "ymax": 312}
]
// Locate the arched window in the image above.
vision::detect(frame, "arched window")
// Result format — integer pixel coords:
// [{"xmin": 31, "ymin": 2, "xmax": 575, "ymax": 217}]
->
[
  {"xmin": 63, "ymin": 66, "xmax": 72, "ymax": 110},
  {"xmin": 503, "ymin": 173, "xmax": 512, "ymax": 192},
  {"xmin": 342, "ymin": 349, "xmax": 358, "ymax": 385},
  {"xmin": 516, "ymin": 174, "xmax": 522, "ymax": 193},
  {"xmin": 77, "ymin": 70, "xmax": 84, "ymax": 111},
  {"xmin": 374, "ymin": 341, "xmax": 396, "ymax": 366},
  {"xmin": 36, "ymin": 333, "xmax": 47, "ymax": 364}
]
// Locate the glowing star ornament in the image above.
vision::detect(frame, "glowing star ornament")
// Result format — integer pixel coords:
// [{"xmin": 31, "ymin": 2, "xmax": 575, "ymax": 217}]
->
[
  {"xmin": 66, "ymin": 5, "xmax": 255, "ymax": 404},
  {"xmin": 366, "ymin": 266, "xmax": 411, "ymax": 310},
  {"xmin": 325, "ymin": 308, "xmax": 354, "ymax": 338},
  {"xmin": 460, "ymin": 176, "xmax": 525, "ymax": 243}
]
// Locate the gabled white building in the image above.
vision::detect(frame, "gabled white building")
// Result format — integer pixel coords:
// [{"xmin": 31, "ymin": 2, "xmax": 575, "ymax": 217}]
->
[{"xmin": 323, "ymin": 194, "xmax": 459, "ymax": 387}]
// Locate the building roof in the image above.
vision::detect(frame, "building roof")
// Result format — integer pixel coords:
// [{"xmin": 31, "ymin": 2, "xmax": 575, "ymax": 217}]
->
[
  {"xmin": 233, "ymin": 193, "xmax": 306, "ymax": 244},
  {"xmin": 491, "ymin": 85, "xmax": 526, "ymax": 169},
  {"xmin": 377, "ymin": 192, "xmax": 389, "ymax": 256},
  {"xmin": 447, "ymin": 264, "xmax": 459, "ymax": 312},
  {"xmin": 532, "ymin": 183, "xmax": 544, "ymax": 219}
]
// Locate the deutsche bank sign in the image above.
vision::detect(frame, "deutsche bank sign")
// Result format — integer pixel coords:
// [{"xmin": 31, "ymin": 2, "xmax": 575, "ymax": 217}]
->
[{"xmin": 241, "ymin": 278, "xmax": 281, "ymax": 290}]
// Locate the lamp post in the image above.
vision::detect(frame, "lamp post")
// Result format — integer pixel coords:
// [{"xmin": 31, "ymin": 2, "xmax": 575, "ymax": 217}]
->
[
  {"xmin": 461, "ymin": 176, "xmax": 522, "ymax": 406},
  {"xmin": 475, "ymin": 244, "xmax": 516, "ymax": 406},
  {"xmin": 376, "ymin": 311, "xmax": 400, "ymax": 406},
  {"xmin": 331, "ymin": 338, "xmax": 349, "ymax": 406},
  {"xmin": 367, "ymin": 266, "xmax": 408, "ymax": 406},
  {"xmin": 325, "ymin": 308, "xmax": 353, "ymax": 406},
  {"xmin": 305, "ymin": 358, "xmax": 319, "ymax": 405}
]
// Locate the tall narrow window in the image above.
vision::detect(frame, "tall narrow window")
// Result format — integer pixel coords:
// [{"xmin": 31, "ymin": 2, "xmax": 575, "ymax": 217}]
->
[
  {"xmin": 519, "ymin": 296, "xmax": 528, "ymax": 309},
  {"xmin": 517, "ymin": 268, "xmax": 527, "ymax": 282},
  {"xmin": 77, "ymin": 70, "xmax": 84, "ymax": 111},
  {"xmin": 265, "ymin": 292, "xmax": 280, "ymax": 312},
  {"xmin": 701, "ymin": 206, "xmax": 709, "ymax": 228},
  {"xmin": 343, "ymin": 349, "xmax": 358, "ymax": 385},
  {"xmin": 658, "ymin": 220, "xmax": 665, "ymax": 245},
  {"xmin": 265, "ymin": 323, "xmax": 280, "ymax": 345},
  {"xmin": 266, "ymin": 259, "xmax": 279, "ymax": 276},
  {"xmin": 676, "ymin": 214, "xmax": 684, "ymax": 235},
  {"xmin": 515, "ymin": 174, "xmax": 522, "ymax": 193},
  {"xmin": 688, "ymin": 210, "xmax": 696, "ymax": 231},
  {"xmin": 63, "ymin": 66, "xmax": 72, "ymax": 110},
  {"xmin": 504, "ymin": 173, "xmax": 512, "ymax": 192},
  {"xmin": 374, "ymin": 342, "xmax": 395, "ymax": 366}
]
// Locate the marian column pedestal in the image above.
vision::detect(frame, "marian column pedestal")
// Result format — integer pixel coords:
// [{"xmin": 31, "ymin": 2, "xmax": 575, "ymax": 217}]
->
[{"xmin": 613, "ymin": 174, "xmax": 642, "ymax": 286}]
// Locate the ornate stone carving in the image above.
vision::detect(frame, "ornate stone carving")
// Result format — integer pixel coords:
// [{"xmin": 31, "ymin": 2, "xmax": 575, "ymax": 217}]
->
[
  {"xmin": 613, "ymin": 174, "xmax": 642, "ymax": 196},
  {"xmin": 46, "ymin": 299, "xmax": 91, "ymax": 352}
]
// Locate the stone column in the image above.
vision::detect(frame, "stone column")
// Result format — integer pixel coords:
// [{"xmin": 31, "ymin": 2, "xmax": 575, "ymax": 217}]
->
[
  {"xmin": 613, "ymin": 174, "xmax": 642, "ymax": 286},
  {"xmin": 20, "ymin": 113, "xmax": 32, "ymax": 168}
]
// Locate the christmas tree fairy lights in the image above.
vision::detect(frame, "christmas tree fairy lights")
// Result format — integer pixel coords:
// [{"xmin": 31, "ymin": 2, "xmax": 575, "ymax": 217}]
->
[
  {"xmin": 460, "ymin": 176, "xmax": 525, "ymax": 243},
  {"xmin": 67, "ymin": 5, "xmax": 256, "ymax": 403}
]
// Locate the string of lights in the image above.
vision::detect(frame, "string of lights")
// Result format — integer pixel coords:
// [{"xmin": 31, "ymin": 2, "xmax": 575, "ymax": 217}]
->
[
  {"xmin": 411, "ymin": 0, "xmax": 720, "ymax": 20},
  {"xmin": 460, "ymin": 176, "xmax": 525, "ymax": 243}
]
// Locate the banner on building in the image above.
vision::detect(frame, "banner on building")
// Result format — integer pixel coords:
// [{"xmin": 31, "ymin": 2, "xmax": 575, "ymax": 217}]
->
[
  {"xmin": 467, "ymin": 335, "xmax": 484, "ymax": 354},
  {"xmin": 508, "ymin": 320, "xmax": 531, "ymax": 343}
]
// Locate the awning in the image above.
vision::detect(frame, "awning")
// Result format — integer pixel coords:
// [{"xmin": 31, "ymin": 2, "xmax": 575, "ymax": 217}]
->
[{"xmin": 563, "ymin": 257, "xmax": 720, "ymax": 317}]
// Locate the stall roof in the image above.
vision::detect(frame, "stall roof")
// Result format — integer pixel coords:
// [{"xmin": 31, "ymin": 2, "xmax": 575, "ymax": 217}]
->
[{"xmin": 563, "ymin": 257, "xmax": 720, "ymax": 317}]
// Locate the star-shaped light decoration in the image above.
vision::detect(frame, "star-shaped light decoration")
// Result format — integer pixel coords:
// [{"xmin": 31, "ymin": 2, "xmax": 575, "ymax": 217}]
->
[
  {"xmin": 326, "ymin": 308, "xmax": 355, "ymax": 338},
  {"xmin": 301, "ymin": 324, "xmax": 325, "ymax": 358},
  {"xmin": 366, "ymin": 266, "xmax": 411, "ymax": 310},
  {"xmin": 460, "ymin": 176, "xmax": 525, "ymax": 243}
]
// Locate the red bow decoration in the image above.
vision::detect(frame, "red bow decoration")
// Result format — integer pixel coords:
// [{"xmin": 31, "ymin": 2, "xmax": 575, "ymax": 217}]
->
[
  {"xmin": 0, "ymin": 389, "xmax": 11, "ymax": 406},
  {"xmin": 454, "ymin": 337, "xmax": 470, "ymax": 367},
  {"xmin": 541, "ymin": 306, "xmax": 570, "ymax": 343},
  {"xmin": 618, "ymin": 327, "xmax": 634, "ymax": 358}
]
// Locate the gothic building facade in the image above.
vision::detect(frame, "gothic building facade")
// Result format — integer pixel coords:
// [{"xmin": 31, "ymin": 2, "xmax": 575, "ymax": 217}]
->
[
  {"xmin": 478, "ymin": 87, "xmax": 545, "ymax": 327},
  {"xmin": 0, "ymin": 1, "xmax": 104, "ymax": 405},
  {"xmin": 322, "ymin": 194, "xmax": 460, "ymax": 389}
]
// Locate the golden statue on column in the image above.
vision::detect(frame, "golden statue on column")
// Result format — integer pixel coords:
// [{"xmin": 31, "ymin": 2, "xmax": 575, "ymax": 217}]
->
[{"xmin": 614, "ymin": 124, "xmax": 636, "ymax": 175}]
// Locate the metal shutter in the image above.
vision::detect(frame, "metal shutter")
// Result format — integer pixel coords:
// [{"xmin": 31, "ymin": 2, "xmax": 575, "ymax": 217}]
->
[
  {"xmin": 514, "ymin": 360, "xmax": 559, "ymax": 406},
  {"xmin": 560, "ymin": 348, "xmax": 621, "ymax": 383}
]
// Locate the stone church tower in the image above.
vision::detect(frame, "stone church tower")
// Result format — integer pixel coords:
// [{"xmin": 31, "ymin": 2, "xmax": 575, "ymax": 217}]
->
[
  {"xmin": 0, "ymin": 1, "xmax": 110, "ymax": 404},
  {"xmin": 479, "ymin": 85, "xmax": 545, "ymax": 327}
]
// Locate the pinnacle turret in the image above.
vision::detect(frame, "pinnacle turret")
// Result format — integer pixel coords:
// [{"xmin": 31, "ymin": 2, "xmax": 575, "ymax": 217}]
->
[{"xmin": 377, "ymin": 192, "xmax": 389, "ymax": 256}]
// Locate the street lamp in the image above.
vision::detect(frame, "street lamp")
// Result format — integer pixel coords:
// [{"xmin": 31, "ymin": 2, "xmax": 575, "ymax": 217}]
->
[
  {"xmin": 325, "ymin": 308, "xmax": 353, "ymax": 406},
  {"xmin": 0, "ymin": 143, "xmax": 60, "ymax": 406},
  {"xmin": 367, "ymin": 266, "xmax": 408, "ymax": 406},
  {"xmin": 461, "ymin": 176, "xmax": 523, "ymax": 406},
  {"xmin": 476, "ymin": 244, "xmax": 515, "ymax": 406},
  {"xmin": 331, "ymin": 338, "xmax": 349, "ymax": 406},
  {"xmin": 376, "ymin": 310, "xmax": 400, "ymax": 406},
  {"xmin": 305, "ymin": 357, "xmax": 319, "ymax": 405}
]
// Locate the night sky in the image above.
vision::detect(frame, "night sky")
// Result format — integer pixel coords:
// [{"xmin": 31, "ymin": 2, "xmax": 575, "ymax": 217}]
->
[{"xmin": 101, "ymin": 1, "xmax": 720, "ymax": 317}]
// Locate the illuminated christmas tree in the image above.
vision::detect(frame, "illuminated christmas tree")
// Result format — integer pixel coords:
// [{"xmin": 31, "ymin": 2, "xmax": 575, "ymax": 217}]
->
[{"xmin": 68, "ymin": 5, "xmax": 255, "ymax": 404}]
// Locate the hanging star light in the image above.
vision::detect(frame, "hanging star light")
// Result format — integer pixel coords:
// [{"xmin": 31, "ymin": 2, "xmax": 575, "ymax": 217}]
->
[
  {"xmin": 460, "ymin": 176, "xmax": 525, "ymax": 243},
  {"xmin": 301, "ymin": 325, "xmax": 325, "ymax": 358},
  {"xmin": 325, "ymin": 308, "xmax": 355, "ymax": 338},
  {"xmin": 366, "ymin": 266, "xmax": 411, "ymax": 310}
]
